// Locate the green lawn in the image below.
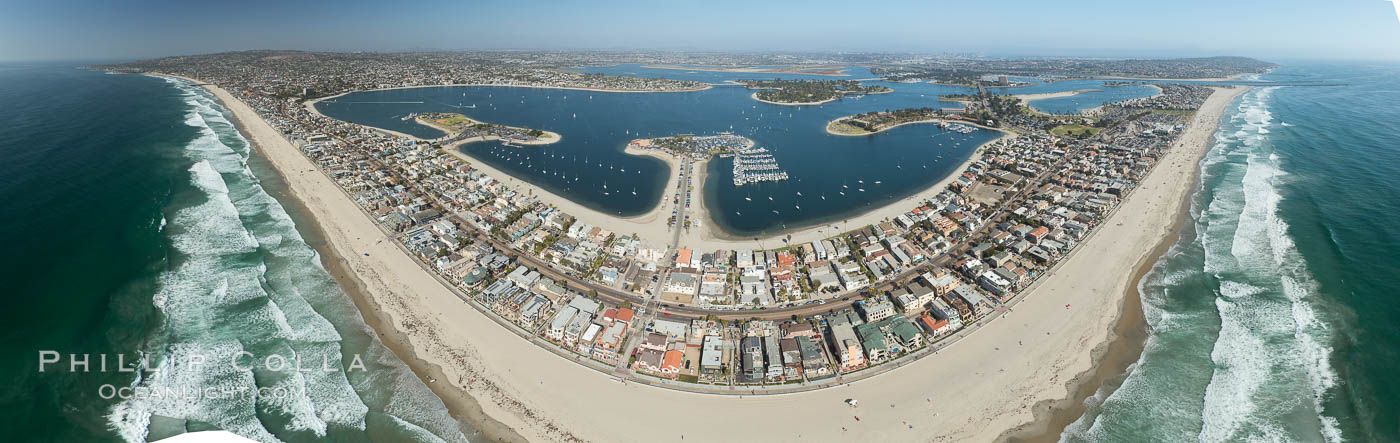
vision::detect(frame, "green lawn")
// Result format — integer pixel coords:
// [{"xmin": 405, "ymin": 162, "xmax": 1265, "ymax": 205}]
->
[{"xmin": 1050, "ymin": 124, "xmax": 1101, "ymax": 138}]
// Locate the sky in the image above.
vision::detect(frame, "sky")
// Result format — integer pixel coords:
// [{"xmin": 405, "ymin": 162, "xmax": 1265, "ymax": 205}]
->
[{"xmin": 1, "ymin": 0, "xmax": 1398, "ymax": 62}]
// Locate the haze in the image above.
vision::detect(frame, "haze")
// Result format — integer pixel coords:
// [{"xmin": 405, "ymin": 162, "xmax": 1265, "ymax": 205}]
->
[{"xmin": 2, "ymin": 0, "xmax": 1398, "ymax": 62}]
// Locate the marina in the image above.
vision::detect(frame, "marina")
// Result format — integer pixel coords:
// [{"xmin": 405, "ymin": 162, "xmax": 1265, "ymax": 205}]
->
[{"xmin": 730, "ymin": 147, "xmax": 788, "ymax": 186}]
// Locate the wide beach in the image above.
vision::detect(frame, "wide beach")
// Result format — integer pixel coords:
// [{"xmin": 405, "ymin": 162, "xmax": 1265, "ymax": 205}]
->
[{"xmin": 215, "ymin": 71, "xmax": 1247, "ymax": 442}]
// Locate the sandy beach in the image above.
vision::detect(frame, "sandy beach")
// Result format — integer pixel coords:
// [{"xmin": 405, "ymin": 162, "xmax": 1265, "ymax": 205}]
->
[
  {"xmin": 437, "ymin": 141, "xmax": 681, "ymax": 249},
  {"xmin": 825, "ymin": 116, "xmax": 997, "ymax": 137},
  {"xmin": 210, "ymin": 68, "xmax": 1247, "ymax": 442},
  {"xmin": 1013, "ymin": 88, "xmax": 1104, "ymax": 102}
]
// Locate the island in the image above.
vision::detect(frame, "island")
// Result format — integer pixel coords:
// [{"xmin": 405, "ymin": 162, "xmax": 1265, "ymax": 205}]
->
[
  {"xmin": 416, "ymin": 111, "xmax": 561, "ymax": 146},
  {"xmin": 827, "ymin": 106, "xmax": 992, "ymax": 136},
  {"xmin": 740, "ymin": 79, "xmax": 892, "ymax": 105}
]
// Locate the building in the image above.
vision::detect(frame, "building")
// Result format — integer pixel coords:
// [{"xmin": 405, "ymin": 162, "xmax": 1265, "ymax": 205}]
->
[
  {"xmin": 763, "ymin": 335, "xmax": 784, "ymax": 381},
  {"xmin": 858, "ymin": 299, "xmax": 896, "ymax": 323},
  {"xmin": 739, "ymin": 336, "xmax": 764, "ymax": 383},
  {"xmin": 665, "ymin": 272, "xmax": 699, "ymax": 296},
  {"xmin": 826, "ymin": 315, "xmax": 867, "ymax": 372},
  {"xmin": 700, "ymin": 335, "xmax": 726, "ymax": 376}
]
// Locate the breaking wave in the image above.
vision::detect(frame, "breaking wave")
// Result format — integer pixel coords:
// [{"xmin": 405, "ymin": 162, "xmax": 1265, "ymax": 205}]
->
[{"xmin": 108, "ymin": 77, "xmax": 465, "ymax": 442}]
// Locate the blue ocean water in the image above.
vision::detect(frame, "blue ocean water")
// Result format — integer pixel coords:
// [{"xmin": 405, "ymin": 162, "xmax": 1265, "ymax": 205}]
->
[
  {"xmin": 1063, "ymin": 63, "xmax": 1400, "ymax": 442},
  {"xmin": 0, "ymin": 65, "xmax": 465, "ymax": 442}
]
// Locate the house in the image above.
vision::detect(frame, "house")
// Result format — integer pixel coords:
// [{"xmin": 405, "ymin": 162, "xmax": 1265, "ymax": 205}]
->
[
  {"xmin": 649, "ymin": 318, "xmax": 689, "ymax": 339},
  {"xmin": 638, "ymin": 332, "xmax": 667, "ymax": 353},
  {"xmin": 636, "ymin": 348, "xmax": 665, "ymax": 375},
  {"xmin": 665, "ymin": 272, "xmax": 699, "ymax": 296},
  {"xmin": 739, "ymin": 336, "xmax": 764, "ymax": 383},
  {"xmin": 857, "ymin": 299, "xmax": 896, "ymax": 323},
  {"xmin": 506, "ymin": 266, "xmax": 541, "ymax": 288},
  {"xmin": 661, "ymin": 350, "xmax": 684, "ymax": 379},
  {"xmin": 797, "ymin": 335, "xmax": 831, "ymax": 378},
  {"xmin": 700, "ymin": 335, "xmax": 726, "ymax": 376},
  {"xmin": 780, "ymin": 338, "xmax": 802, "ymax": 378},
  {"xmin": 764, "ymin": 335, "xmax": 784, "ymax": 381},
  {"xmin": 854, "ymin": 323, "xmax": 889, "ymax": 363}
]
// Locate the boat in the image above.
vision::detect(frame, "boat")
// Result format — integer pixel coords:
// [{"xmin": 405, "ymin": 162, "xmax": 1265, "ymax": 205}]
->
[
  {"xmin": 820, "ymin": 194, "xmax": 826, "ymax": 200},
  {"xmin": 796, "ymin": 192, "xmax": 803, "ymax": 196},
  {"xmin": 768, "ymin": 196, "xmax": 773, "ymax": 201},
  {"xmin": 858, "ymin": 188, "xmax": 865, "ymax": 192},
  {"xmin": 875, "ymin": 181, "xmax": 882, "ymax": 184},
  {"xmin": 839, "ymin": 191, "xmax": 845, "ymax": 195}
]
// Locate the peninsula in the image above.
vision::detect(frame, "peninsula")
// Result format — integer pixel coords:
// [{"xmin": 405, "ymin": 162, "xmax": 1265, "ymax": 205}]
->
[
  {"xmin": 417, "ymin": 112, "xmax": 562, "ymax": 146},
  {"xmin": 98, "ymin": 50, "xmax": 1259, "ymax": 442}
]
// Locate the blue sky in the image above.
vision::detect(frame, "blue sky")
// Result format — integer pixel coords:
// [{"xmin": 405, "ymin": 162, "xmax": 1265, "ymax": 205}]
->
[{"xmin": 1, "ymin": 0, "xmax": 1398, "ymax": 62}]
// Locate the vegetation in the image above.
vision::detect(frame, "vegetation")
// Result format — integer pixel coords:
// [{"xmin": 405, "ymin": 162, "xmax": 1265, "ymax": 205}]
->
[
  {"xmin": 740, "ymin": 79, "xmax": 891, "ymax": 104},
  {"xmin": 1050, "ymin": 124, "xmax": 1101, "ymax": 138}
]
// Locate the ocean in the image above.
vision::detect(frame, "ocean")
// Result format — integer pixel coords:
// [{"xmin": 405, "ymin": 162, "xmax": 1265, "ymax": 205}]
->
[
  {"xmin": 1063, "ymin": 63, "xmax": 1400, "ymax": 441},
  {"xmin": 0, "ymin": 65, "xmax": 466, "ymax": 442}
]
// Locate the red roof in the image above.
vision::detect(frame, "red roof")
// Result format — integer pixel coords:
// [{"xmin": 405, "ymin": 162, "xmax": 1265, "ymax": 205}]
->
[{"xmin": 615, "ymin": 308, "xmax": 635, "ymax": 323}]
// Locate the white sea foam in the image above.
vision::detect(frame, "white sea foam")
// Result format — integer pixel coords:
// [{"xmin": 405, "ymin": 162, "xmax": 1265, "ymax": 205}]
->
[
  {"xmin": 112, "ymin": 74, "xmax": 463, "ymax": 443},
  {"xmin": 1197, "ymin": 87, "xmax": 1342, "ymax": 442}
]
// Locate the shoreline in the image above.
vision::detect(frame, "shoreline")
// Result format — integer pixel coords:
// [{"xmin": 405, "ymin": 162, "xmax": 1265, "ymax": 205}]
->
[
  {"xmin": 750, "ymin": 88, "xmax": 893, "ymax": 106},
  {"xmin": 683, "ymin": 125, "xmax": 1014, "ymax": 252},
  {"xmin": 417, "ymin": 114, "xmax": 563, "ymax": 146},
  {"xmin": 641, "ymin": 64, "xmax": 851, "ymax": 77},
  {"xmin": 1000, "ymin": 85, "xmax": 1248, "ymax": 441},
  {"xmin": 309, "ymin": 82, "xmax": 713, "ymax": 104},
  {"xmin": 750, "ymin": 91, "xmax": 836, "ymax": 106},
  {"xmin": 825, "ymin": 116, "xmax": 998, "ymax": 137},
  {"xmin": 189, "ymin": 76, "xmax": 593, "ymax": 441},
  {"xmin": 195, "ymin": 79, "xmax": 527, "ymax": 442},
  {"xmin": 1012, "ymin": 88, "xmax": 1105, "ymax": 103},
  {"xmin": 436, "ymin": 138, "xmax": 682, "ymax": 248}
]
